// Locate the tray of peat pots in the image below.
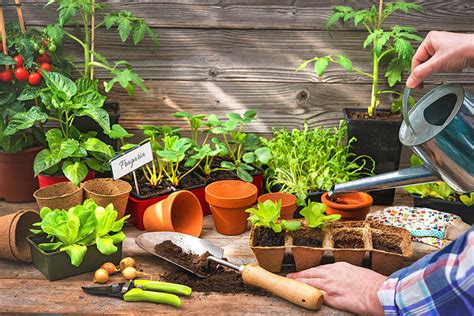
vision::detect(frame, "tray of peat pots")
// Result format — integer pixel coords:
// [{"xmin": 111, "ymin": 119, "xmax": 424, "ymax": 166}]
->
[
  {"xmin": 289, "ymin": 202, "xmax": 341, "ymax": 271},
  {"xmin": 321, "ymin": 191, "xmax": 373, "ymax": 221},
  {"xmin": 326, "ymin": 221, "xmax": 372, "ymax": 266},
  {"xmin": 82, "ymin": 178, "xmax": 132, "ymax": 219},
  {"xmin": 33, "ymin": 181, "xmax": 84, "ymax": 211},
  {"xmin": 28, "ymin": 199, "xmax": 127, "ymax": 281},
  {"xmin": 246, "ymin": 200, "xmax": 301, "ymax": 273},
  {"xmin": 205, "ymin": 180, "xmax": 258, "ymax": 235},
  {"xmin": 368, "ymin": 222, "xmax": 413, "ymax": 275}
]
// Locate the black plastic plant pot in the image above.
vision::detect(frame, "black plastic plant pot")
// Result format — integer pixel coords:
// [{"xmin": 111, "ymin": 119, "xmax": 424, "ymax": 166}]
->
[
  {"xmin": 343, "ymin": 108, "xmax": 403, "ymax": 205},
  {"xmin": 411, "ymin": 194, "xmax": 474, "ymax": 225},
  {"xmin": 27, "ymin": 234, "xmax": 122, "ymax": 281},
  {"xmin": 74, "ymin": 102, "xmax": 120, "ymax": 150}
]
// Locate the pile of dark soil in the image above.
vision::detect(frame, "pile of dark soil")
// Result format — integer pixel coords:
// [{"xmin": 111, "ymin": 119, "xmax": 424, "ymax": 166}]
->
[
  {"xmin": 372, "ymin": 231, "xmax": 403, "ymax": 254},
  {"xmin": 160, "ymin": 268, "xmax": 268, "ymax": 296},
  {"xmin": 291, "ymin": 229, "xmax": 324, "ymax": 247},
  {"xmin": 252, "ymin": 226, "xmax": 285, "ymax": 247},
  {"xmin": 332, "ymin": 229, "xmax": 365, "ymax": 249}
]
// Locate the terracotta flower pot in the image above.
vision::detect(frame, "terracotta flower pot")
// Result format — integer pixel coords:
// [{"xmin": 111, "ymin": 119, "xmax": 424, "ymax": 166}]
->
[
  {"xmin": 82, "ymin": 178, "xmax": 132, "ymax": 219},
  {"xmin": 143, "ymin": 190, "xmax": 203, "ymax": 237},
  {"xmin": 205, "ymin": 180, "xmax": 257, "ymax": 235},
  {"xmin": 33, "ymin": 182, "xmax": 83, "ymax": 211},
  {"xmin": 37, "ymin": 171, "xmax": 95, "ymax": 188},
  {"xmin": 321, "ymin": 192, "xmax": 373, "ymax": 220},
  {"xmin": 0, "ymin": 146, "xmax": 42, "ymax": 202},
  {"xmin": 258, "ymin": 192, "xmax": 297, "ymax": 219},
  {"xmin": 0, "ymin": 210, "xmax": 40, "ymax": 262}
]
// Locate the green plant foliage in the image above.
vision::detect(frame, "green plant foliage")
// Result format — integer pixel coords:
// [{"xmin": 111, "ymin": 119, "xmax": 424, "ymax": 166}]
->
[
  {"xmin": 31, "ymin": 199, "xmax": 129, "ymax": 267},
  {"xmin": 261, "ymin": 121, "xmax": 374, "ymax": 204},
  {"xmin": 299, "ymin": 201, "xmax": 341, "ymax": 228},
  {"xmin": 246, "ymin": 200, "xmax": 301, "ymax": 233},
  {"xmin": 298, "ymin": 2, "xmax": 423, "ymax": 116},
  {"xmin": 46, "ymin": 0, "xmax": 159, "ymax": 95},
  {"xmin": 459, "ymin": 193, "xmax": 474, "ymax": 207}
]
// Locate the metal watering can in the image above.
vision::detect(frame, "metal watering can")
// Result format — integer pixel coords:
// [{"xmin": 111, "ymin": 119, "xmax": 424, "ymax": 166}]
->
[{"xmin": 329, "ymin": 83, "xmax": 474, "ymax": 196}]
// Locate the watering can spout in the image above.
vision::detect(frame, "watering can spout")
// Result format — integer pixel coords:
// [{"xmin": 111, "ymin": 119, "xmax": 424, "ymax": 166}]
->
[{"xmin": 329, "ymin": 166, "xmax": 440, "ymax": 196}]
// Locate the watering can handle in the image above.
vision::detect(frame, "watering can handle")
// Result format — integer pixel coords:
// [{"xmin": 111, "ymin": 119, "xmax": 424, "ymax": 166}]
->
[{"xmin": 402, "ymin": 87, "xmax": 416, "ymax": 134}]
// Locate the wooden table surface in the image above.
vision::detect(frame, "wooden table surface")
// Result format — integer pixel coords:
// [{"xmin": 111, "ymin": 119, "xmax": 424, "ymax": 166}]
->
[{"xmin": 0, "ymin": 190, "xmax": 438, "ymax": 315}]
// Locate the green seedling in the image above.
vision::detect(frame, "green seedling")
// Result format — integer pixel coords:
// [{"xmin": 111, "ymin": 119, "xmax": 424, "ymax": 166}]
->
[
  {"xmin": 246, "ymin": 200, "xmax": 301, "ymax": 233},
  {"xmin": 299, "ymin": 201, "xmax": 341, "ymax": 229}
]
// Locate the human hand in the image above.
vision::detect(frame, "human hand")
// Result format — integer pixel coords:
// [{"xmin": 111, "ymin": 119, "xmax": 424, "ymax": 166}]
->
[
  {"xmin": 406, "ymin": 31, "xmax": 474, "ymax": 88},
  {"xmin": 287, "ymin": 262, "xmax": 387, "ymax": 315}
]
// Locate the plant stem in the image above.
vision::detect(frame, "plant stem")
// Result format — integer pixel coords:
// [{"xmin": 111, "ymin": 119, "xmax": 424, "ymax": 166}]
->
[
  {"xmin": 369, "ymin": 42, "xmax": 379, "ymax": 117},
  {"xmin": 64, "ymin": 30, "xmax": 87, "ymax": 49},
  {"xmin": 378, "ymin": 90, "xmax": 402, "ymax": 96},
  {"xmin": 377, "ymin": 48, "xmax": 395, "ymax": 61},
  {"xmin": 89, "ymin": 61, "xmax": 114, "ymax": 72}
]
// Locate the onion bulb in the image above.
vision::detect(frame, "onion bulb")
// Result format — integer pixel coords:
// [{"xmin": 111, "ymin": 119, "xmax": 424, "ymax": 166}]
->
[
  {"xmin": 101, "ymin": 262, "xmax": 119, "ymax": 274},
  {"xmin": 119, "ymin": 257, "xmax": 136, "ymax": 271},
  {"xmin": 122, "ymin": 267, "xmax": 151, "ymax": 280},
  {"xmin": 93, "ymin": 268, "xmax": 109, "ymax": 284}
]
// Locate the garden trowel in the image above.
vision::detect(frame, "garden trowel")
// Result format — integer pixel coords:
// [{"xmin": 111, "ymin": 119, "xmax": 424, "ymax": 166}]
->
[{"xmin": 136, "ymin": 232, "xmax": 324, "ymax": 310}]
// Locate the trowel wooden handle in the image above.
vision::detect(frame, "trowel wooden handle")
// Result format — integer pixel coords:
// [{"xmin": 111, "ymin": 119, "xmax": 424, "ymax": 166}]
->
[{"xmin": 241, "ymin": 264, "xmax": 324, "ymax": 310}]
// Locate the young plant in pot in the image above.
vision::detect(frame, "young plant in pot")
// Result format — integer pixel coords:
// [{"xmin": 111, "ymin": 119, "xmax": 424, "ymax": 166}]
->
[
  {"xmin": 32, "ymin": 71, "xmax": 115, "ymax": 187},
  {"xmin": 290, "ymin": 202, "xmax": 340, "ymax": 271},
  {"xmin": 404, "ymin": 155, "xmax": 474, "ymax": 224},
  {"xmin": 261, "ymin": 121, "xmax": 373, "ymax": 205},
  {"xmin": 28, "ymin": 199, "xmax": 128, "ymax": 281},
  {"xmin": 246, "ymin": 200, "xmax": 301, "ymax": 273},
  {"xmin": 45, "ymin": 0, "xmax": 159, "ymax": 147},
  {"xmin": 298, "ymin": 1, "xmax": 423, "ymax": 204},
  {"xmin": 0, "ymin": 22, "xmax": 68, "ymax": 202}
]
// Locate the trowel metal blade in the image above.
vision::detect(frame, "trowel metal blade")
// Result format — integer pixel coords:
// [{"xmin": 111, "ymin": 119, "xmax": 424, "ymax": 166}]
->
[{"xmin": 136, "ymin": 232, "xmax": 224, "ymax": 277}]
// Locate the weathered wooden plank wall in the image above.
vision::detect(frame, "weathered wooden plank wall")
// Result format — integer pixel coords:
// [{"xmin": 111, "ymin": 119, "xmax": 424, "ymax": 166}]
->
[{"xmin": 4, "ymin": 1, "xmax": 473, "ymax": 141}]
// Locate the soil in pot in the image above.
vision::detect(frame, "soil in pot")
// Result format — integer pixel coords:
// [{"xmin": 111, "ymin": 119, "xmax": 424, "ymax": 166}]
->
[
  {"xmin": 291, "ymin": 229, "xmax": 324, "ymax": 248},
  {"xmin": 332, "ymin": 229, "xmax": 365, "ymax": 249},
  {"xmin": 252, "ymin": 226, "xmax": 285, "ymax": 247},
  {"xmin": 371, "ymin": 231, "xmax": 403, "ymax": 254}
]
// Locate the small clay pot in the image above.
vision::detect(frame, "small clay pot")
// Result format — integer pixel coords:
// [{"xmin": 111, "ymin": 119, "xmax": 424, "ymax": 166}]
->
[
  {"xmin": 0, "ymin": 210, "xmax": 40, "ymax": 262},
  {"xmin": 321, "ymin": 192, "xmax": 373, "ymax": 220},
  {"xmin": 258, "ymin": 192, "xmax": 297, "ymax": 219},
  {"xmin": 205, "ymin": 180, "xmax": 258, "ymax": 235},
  {"xmin": 143, "ymin": 190, "xmax": 203, "ymax": 237},
  {"xmin": 82, "ymin": 178, "xmax": 132, "ymax": 219},
  {"xmin": 33, "ymin": 182, "xmax": 83, "ymax": 211}
]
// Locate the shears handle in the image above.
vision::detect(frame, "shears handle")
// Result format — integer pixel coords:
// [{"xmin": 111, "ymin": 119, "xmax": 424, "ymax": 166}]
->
[
  {"xmin": 124, "ymin": 288, "xmax": 181, "ymax": 307},
  {"xmin": 133, "ymin": 280, "xmax": 192, "ymax": 296}
]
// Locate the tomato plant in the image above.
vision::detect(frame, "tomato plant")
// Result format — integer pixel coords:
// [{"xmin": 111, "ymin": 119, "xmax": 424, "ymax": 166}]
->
[
  {"xmin": 28, "ymin": 72, "xmax": 42, "ymax": 86},
  {"xmin": 13, "ymin": 55, "xmax": 24, "ymax": 68},
  {"xmin": 14, "ymin": 67, "xmax": 29, "ymax": 81},
  {"xmin": 39, "ymin": 63, "xmax": 52, "ymax": 72}
]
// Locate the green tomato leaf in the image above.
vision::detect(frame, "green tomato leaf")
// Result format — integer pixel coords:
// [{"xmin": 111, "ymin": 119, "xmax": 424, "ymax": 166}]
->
[
  {"xmin": 314, "ymin": 58, "xmax": 329, "ymax": 77},
  {"xmin": 336, "ymin": 54, "xmax": 353, "ymax": 72}
]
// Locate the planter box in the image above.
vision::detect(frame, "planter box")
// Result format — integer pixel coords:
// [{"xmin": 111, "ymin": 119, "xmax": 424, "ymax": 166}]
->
[
  {"xmin": 344, "ymin": 108, "xmax": 403, "ymax": 205},
  {"xmin": 27, "ymin": 234, "xmax": 122, "ymax": 281},
  {"xmin": 411, "ymin": 194, "xmax": 474, "ymax": 225}
]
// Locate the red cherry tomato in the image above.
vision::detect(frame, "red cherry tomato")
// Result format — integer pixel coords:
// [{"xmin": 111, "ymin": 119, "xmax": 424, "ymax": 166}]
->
[
  {"xmin": 14, "ymin": 67, "xmax": 29, "ymax": 81},
  {"xmin": 37, "ymin": 52, "xmax": 52, "ymax": 64},
  {"xmin": 38, "ymin": 63, "xmax": 52, "ymax": 72},
  {"xmin": 28, "ymin": 72, "xmax": 42, "ymax": 86},
  {"xmin": 13, "ymin": 55, "xmax": 24, "ymax": 68},
  {"xmin": 0, "ymin": 68, "xmax": 13, "ymax": 82}
]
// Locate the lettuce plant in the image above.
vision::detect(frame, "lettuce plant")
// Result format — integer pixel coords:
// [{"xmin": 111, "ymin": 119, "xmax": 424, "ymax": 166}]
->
[
  {"xmin": 31, "ymin": 199, "xmax": 129, "ymax": 267},
  {"xmin": 298, "ymin": 2, "xmax": 422, "ymax": 116},
  {"xmin": 246, "ymin": 200, "xmax": 301, "ymax": 233},
  {"xmin": 299, "ymin": 201, "xmax": 340, "ymax": 229}
]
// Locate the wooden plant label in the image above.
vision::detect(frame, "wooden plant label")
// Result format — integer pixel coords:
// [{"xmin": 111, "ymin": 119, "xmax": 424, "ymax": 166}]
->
[{"xmin": 109, "ymin": 142, "xmax": 153, "ymax": 180}]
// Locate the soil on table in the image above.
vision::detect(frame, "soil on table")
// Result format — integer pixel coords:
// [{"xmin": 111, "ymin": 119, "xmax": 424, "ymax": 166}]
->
[
  {"xmin": 252, "ymin": 226, "xmax": 285, "ymax": 247},
  {"xmin": 332, "ymin": 229, "xmax": 365, "ymax": 249},
  {"xmin": 291, "ymin": 228, "xmax": 324, "ymax": 248},
  {"xmin": 372, "ymin": 231, "xmax": 403, "ymax": 254},
  {"xmin": 127, "ymin": 168, "xmax": 205, "ymax": 199},
  {"xmin": 154, "ymin": 240, "xmax": 217, "ymax": 276},
  {"xmin": 348, "ymin": 109, "xmax": 402, "ymax": 121}
]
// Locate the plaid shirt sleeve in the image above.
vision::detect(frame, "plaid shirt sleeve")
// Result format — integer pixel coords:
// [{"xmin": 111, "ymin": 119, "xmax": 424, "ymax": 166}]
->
[{"xmin": 377, "ymin": 227, "xmax": 474, "ymax": 315}]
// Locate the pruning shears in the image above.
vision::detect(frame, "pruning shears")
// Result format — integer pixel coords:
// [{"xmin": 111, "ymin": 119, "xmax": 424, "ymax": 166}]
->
[{"xmin": 82, "ymin": 280, "xmax": 192, "ymax": 308}]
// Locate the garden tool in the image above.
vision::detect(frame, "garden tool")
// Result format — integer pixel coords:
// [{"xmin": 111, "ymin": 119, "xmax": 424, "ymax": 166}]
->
[
  {"xmin": 330, "ymin": 83, "xmax": 473, "ymax": 196},
  {"xmin": 136, "ymin": 232, "xmax": 324, "ymax": 310},
  {"xmin": 82, "ymin": 279, "xmax": 191, "ymax": 308}
]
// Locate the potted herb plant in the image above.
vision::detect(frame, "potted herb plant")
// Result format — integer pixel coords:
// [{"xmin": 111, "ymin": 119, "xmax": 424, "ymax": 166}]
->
[
  {"xmin": 261, "ymin": 121, "xmax": 373, "ymax": 205},
  {"xmin": 404, "ymin": 155, "xmax": 474, "ymax": 224},
  {"xmin": 290, "ymin": 202, "xmax": 340, "ymax": 271},
  {"xmin": 0, "ymin": 22, "xmax": 68, "ymax": 201},
  {"xmin": 246, "ymin": 200, "xmax": 300, "ymax": 273},
  {"xmin": 298, "ymin": 1, "xmax": 423, "ymax": 204},
  {"xmin": 45, "ymin": 0, "xmax": 159, "ymax": 146},
  {"xmin": 28, "ymin": 199, "xmax": 128, "ymax": 281}
]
